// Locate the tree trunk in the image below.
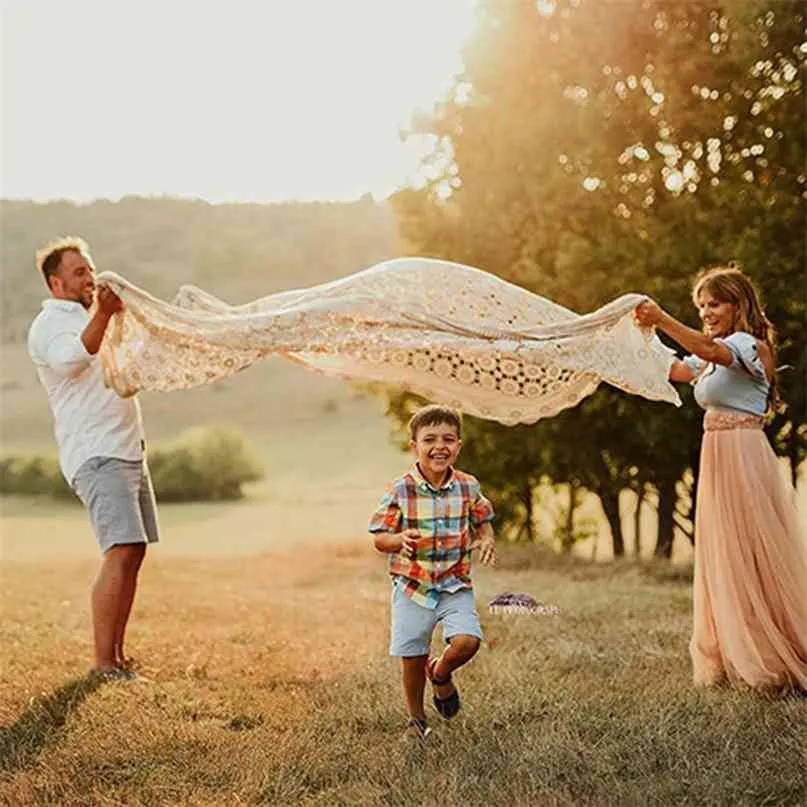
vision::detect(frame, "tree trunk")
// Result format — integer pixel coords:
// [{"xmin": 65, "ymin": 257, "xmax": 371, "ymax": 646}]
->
[
  {"xmin": 654, "ymin": 478, "xmax": 677, "ymax": 559},
  {"xmin": 523, "ymin": 480, "xmax": 535, "ymax": 543},
  {"xmin": 633, "ymin": 486, "xmax": 645, "ymax": 558},
  {"xmin": 561, "ymin": 481, "xmax": 580, "ymax": 554},
  {"xmin": 788, "ymin": 419, "xmax": 800, "ymax": 489},
  {"xmin": 600, "ymin": 487, "xmax": 624, "ymax": 558}
]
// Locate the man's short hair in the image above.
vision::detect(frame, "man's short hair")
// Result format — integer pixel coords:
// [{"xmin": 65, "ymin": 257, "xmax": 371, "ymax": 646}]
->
[
  {"xmin": 408, "ymin": 404, "xmax": 462, "ymax": 441},
  {"xmin": 35, "ymin": 236, "xmax": 94, "ymax": 289}
]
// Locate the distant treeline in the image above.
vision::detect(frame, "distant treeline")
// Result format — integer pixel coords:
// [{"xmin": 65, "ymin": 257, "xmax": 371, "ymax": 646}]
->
[{"xmin": 1, "ymin": 196, "xmax": 400, "ymax": 342}]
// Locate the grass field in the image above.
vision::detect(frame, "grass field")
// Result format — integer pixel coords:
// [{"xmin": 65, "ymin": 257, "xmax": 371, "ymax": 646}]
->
[
  {"xmin": 2, "ymin": 344, "xmax": 806, "ymax": 805},
  {"xmin": 2, "ymin": 536, "xmax": 806, "ymax": 806}
]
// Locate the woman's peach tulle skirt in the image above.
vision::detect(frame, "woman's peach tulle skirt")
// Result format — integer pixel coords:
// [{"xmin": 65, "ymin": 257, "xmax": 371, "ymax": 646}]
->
[{"xmin": 690, "ymin": 410, "xmax": 807, "ymax": 691}]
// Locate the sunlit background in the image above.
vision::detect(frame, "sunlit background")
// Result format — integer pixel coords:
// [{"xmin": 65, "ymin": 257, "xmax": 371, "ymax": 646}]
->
[
  {"xmin": 0, "ymin": 0, "xmax": 476, "ymax": 202},
  {"xmin": 1, "ymin": 0, "xmax": 803, "ymax": 565}
]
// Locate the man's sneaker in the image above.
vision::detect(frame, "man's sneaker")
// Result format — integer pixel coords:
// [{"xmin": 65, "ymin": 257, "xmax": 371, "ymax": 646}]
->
[
  {"xmin": 89, "ymin": 667, "xmax": 138, "ymax": 683},
  {"xmin": 404, "ymin": 718, "xmax": 433, "ymax": 741}
]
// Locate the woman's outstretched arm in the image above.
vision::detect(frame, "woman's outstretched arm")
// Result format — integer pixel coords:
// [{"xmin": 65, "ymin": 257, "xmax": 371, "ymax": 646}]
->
[{"xmin": 635, "ymin": 300, "xmax": 733, "ymax": 367}]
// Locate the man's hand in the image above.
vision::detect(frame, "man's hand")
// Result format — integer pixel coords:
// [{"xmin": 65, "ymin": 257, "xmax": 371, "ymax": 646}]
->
[
  {"xmin": 81, "ymin": 287, "xmax": 124, "ymax": 356},
  {"xmin": 96, "ymin": 286, "xmax": 124, "ymax": 318}
]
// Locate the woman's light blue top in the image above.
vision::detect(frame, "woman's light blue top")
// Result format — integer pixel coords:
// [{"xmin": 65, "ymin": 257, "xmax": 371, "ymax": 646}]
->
[{"xmin": 683, "ymin": 331, "xmax": 770, "ymax": 415}]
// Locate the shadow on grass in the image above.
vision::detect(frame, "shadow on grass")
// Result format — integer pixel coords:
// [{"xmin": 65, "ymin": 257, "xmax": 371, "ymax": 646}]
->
[{"xmin": 0, "ymin": 674, "xmax": 103, "ymax": 774}]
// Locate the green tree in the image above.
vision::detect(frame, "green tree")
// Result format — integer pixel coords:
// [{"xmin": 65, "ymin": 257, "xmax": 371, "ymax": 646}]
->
[{"xmin": 389, "ymin": 0, "xmax": 805, "ymax": 554}]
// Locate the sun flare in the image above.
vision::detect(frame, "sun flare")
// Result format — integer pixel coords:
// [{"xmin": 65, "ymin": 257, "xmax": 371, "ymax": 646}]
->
[{"xmin": 0, "ymin": 0, "xmax": 478, "ymax": 203}]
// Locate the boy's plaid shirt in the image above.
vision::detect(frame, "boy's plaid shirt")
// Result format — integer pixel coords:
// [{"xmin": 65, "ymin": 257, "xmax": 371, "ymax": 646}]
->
[{"xmin": 368, "ymin": 464, "xmax": 495, "ymax": 609}]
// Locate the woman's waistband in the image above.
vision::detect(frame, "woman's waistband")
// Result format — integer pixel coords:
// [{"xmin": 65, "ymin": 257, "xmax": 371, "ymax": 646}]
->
[{"xmin": 703, "ymin": 410, "xmax": 764, "ymax": 432}]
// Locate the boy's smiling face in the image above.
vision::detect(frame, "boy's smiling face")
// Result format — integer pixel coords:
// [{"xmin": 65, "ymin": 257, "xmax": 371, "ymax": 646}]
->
[{"xmin": 410, "ymin": 421, "xmax": 462, "ymax": 485}]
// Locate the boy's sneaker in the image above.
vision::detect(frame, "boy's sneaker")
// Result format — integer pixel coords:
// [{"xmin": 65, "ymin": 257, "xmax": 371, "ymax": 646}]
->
[{"xmin": 403, "ymin": 718, "xmax": 433, "ymax": 741}]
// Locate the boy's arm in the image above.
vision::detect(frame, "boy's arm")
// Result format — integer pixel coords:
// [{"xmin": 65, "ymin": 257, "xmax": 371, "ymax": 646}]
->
[
  {"xmin": 374, "ymin": 530, "xmax": 418, "ymax": 560},
  {"xmin": 373, "ymin": 532, "xmax": 402, "ymax": 553},
  {"xmin": 472, "ymin": 522, "xmax": 497, "ymax": 566},
  {"xmin": 368, "ymin": 485, "xmax": 418, "ymax": 559},
  {"xmin": 469, "ymin": 482, "xmax": 496, "ymax": 565}
]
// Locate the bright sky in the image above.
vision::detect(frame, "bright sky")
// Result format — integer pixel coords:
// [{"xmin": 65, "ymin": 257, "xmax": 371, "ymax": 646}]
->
[{"xmin": 0, "ymin": 0, "xmax": 476, "ymax": 203}]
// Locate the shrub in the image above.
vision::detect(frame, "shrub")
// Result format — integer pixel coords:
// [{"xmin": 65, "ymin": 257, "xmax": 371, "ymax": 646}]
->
[
  {"xmin": 148, "ymin": 425, "xmax": 264, "ymax": 502},
  {"xmin": 0, "ymin": 425, "xmax": 264, "ymax": 503},
  {"xmin": 0, "ymin": 455, "xmax": 75, "ymax": 499}
]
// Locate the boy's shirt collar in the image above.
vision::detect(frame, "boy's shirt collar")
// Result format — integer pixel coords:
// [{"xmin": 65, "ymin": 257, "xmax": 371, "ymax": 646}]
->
[{"xmin": 412, "ymin": 462, "xmax": 456, "ymax": 493}]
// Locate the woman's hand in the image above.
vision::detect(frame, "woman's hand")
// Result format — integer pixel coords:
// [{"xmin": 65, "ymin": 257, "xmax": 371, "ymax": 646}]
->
[{"xmin": 634, "ymin": 299, "xmax": 665, "ymax": 328}]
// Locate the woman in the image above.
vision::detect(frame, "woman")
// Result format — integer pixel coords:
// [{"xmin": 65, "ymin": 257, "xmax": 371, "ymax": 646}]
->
[{"xmin": 635, "ymin": 264, "xmax": 806, "ymax": 692}]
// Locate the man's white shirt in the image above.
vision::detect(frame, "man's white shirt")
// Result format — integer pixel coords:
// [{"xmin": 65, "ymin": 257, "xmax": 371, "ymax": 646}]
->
[{"xmin": 27, "ymin": 299, "xmax": 144, "ymax": 484}]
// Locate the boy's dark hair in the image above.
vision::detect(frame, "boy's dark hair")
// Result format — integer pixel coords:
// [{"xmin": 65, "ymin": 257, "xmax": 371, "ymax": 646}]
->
[{"xmin": 408, "ymin": 404, "xmax": 462, "ymax": 441}]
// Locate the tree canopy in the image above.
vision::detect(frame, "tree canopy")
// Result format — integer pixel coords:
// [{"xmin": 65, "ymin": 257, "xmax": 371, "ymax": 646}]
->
[{"xmin": 388, "ymin": 0, "xmax": 806, "ymax": 555}]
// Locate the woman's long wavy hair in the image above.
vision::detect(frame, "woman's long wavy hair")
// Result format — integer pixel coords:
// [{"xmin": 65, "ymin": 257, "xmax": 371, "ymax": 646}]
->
[{"xmin": 692, "ymin": 262, "xmax": 780, "ymax": 413}]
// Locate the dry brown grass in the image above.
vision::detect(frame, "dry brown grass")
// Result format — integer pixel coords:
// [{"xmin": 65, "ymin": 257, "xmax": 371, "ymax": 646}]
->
[
  {"xmin": 2, "ymin": 349, "xmax": 806, "ymax": 805},
  {"xmin": 2, "ymin": 539, "xmax": 805, "ymax": 806}
]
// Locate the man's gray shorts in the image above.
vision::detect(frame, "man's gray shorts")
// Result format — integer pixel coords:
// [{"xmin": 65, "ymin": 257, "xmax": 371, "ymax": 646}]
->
[{"xmin": 72, "ymin": 457, "xmax": 160, "ymax": 553}]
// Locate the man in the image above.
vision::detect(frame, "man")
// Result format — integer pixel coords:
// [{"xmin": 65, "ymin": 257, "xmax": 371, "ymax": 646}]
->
[{"xmin": 27, "ymin": 237, "xmax": 159, "ymax": 680}]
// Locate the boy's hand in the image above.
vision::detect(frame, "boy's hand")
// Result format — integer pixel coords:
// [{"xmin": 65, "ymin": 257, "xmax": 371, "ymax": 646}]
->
[
  {"xmin": 373, "ymin": 530, "xmax": 419, "ymax": 557},
  {"xmin": 399, "ymin": 529, "xmax": 420, "ymax": 561},
  {"xmin": 476, "ymin": 536, "xmax": 497, "ymax": 566},
  {"xmin": 471, "ymin": 523, "xmax": 497, "ymax": 566}
]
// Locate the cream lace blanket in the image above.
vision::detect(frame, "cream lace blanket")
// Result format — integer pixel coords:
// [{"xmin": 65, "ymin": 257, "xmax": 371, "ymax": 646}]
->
[{"xmin": 96, "ymin": 257, "xmax": 679, "ymax": 425}]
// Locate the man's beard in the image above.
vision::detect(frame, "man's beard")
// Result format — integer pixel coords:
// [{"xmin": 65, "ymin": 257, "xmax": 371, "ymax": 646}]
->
[{"xmin": 69, "ymin": 288, "xmax": 93, "ymax": 310}]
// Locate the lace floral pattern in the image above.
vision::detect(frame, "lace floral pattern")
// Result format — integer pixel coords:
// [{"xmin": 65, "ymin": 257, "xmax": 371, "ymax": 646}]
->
[
  {"xmin": 96, "ymin": 257, "xmax": 680, "ymax": 425},
  {"xmin": 703, "ymin": 411, "xmax": 764, "ymax": 431}
]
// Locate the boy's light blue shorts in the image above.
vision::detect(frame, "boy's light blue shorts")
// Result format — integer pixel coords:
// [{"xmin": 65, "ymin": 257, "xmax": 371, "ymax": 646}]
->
[{"xmin": 389, "ymin": 579, "xmax": 483, "ymax": 657}]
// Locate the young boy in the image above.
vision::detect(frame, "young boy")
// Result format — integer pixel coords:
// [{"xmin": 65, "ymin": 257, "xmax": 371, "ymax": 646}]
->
[{"xmin": 369, "ymin": 404, "xmax": 496, "ymax": 740}]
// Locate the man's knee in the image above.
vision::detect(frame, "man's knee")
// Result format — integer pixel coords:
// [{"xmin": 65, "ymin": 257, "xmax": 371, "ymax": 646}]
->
[{"xmin": 104, "ymin": 542, "xmax": 146, "ymax": 571}]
